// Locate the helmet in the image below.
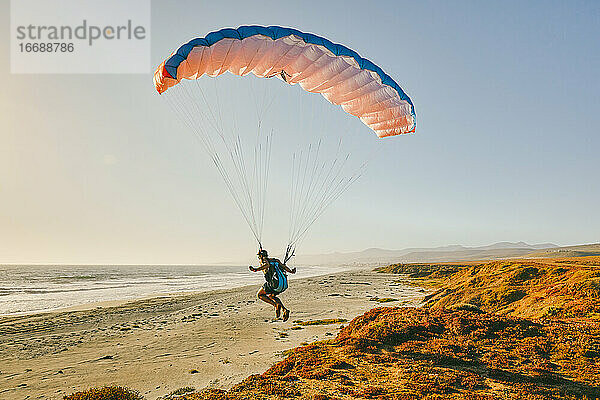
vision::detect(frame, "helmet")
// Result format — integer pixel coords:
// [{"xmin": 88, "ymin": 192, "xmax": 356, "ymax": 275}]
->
[{"xmin": 257, "ymin": 249, "xmax": 268, "ymax": 257}]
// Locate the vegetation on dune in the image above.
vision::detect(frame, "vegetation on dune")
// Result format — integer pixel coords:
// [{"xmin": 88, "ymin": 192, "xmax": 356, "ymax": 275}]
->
[
  {"xmin": 62, "ymin": 257, "xmax": 600, "ymax": 399},
  {"xmin": 406, "ymin": 257, "xmax": 600, "ymax": 320},
  {"xmin": 293, "ymin": 318, "xmax": 348, "ymax": 326},
  {"xmin": 370, "ymin": 297, "xmax": 398, "ymax": 303},
  {"xmin": 63, "ymin": 386, "xmax": 143, "ymax": 400},
  {"xmin": 375, "ymin": 263, "xmax": 463, "ymax": 279},
  {"xmin": 160, "ymin": 387, "xmax": 196, "ymax": 399}
]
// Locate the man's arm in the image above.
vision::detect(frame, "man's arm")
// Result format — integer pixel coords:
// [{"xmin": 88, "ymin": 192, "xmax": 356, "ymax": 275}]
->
[
  {"xmin": 249, "ymin": 264, "xmax": 268, "ymax": 272},
  {"xmin": 280, "ymin": 263, "xmax": 296, "ymax": 274}
]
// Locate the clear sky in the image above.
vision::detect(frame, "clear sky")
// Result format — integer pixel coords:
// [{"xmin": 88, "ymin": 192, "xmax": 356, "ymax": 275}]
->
[{"xmin": 1, "ymin": 0, "xmax": 599, "ymax": 264}]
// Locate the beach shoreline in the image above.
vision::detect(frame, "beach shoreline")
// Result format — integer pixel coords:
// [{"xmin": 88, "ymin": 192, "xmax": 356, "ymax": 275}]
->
[
  {"xmin": 0, "ymin": 264, "xmax": 353, "ymax": 317},
  {"xmin": 0, "ymin": 268, "xmax": 427, "ymax": 400}
]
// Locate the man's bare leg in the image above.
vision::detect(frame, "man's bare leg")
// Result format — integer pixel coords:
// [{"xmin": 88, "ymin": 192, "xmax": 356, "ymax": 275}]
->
[
  {"xmin": 268, "ymin": 294, "xmax": 285, "ymax": 318},
  {"xmin": 282, "ymin": 307, "xmax": 290, "ymax": 322},
  {"xmin": 269, "ymin": 294, "xmax": 290, "ymax": 321},
  {"xmin": 257, "ymin": 288, "xmax": 279, "ymax": 316}
]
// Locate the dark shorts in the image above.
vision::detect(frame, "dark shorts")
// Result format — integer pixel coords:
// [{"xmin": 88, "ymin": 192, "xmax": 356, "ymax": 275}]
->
[{"xmin": 262, "ymin": 282, "xmax": 283, "ymax": 295}]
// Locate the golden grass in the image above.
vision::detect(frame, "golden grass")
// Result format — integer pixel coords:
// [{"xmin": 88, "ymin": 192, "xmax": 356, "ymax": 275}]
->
[
  {"xmin": 293, "ymin": 318, "xmax": 347, "ymax": 326},
  {"xmin": 63, "ymin": 386, "xmax": 143, "ymax": 400}
]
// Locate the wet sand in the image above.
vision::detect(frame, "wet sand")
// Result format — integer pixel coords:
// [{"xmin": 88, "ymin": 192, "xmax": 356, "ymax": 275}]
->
[{"xmin": 0, "ymin": 268, "xmax": 427, "ymax": 400}]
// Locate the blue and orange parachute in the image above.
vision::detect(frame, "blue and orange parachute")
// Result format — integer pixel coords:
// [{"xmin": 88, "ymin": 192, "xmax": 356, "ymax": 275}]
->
[{"xmin": 154, "ymin": 26, "xmax": 416, "ymax": 137}]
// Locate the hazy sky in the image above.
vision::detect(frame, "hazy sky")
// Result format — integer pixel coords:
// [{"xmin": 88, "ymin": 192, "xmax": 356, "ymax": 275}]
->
[{"xmin": 1, "ymin": 0, "xmax": 599, "ymax": 264}]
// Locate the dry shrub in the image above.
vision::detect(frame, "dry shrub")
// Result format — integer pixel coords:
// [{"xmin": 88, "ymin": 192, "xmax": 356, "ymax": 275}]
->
[{"xmin": 63, "ymin": 386, "xmax": 143, "ymax": 400}]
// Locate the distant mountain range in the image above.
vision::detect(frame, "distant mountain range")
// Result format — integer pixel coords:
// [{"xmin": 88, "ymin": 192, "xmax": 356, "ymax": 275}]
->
[
  {"xmin": 526, "ymin": 243, "xmax": 600, "ymax": 258},
  {"xmin": 294, "ymin": 241, "xmax": 566, "ymax": 266}
]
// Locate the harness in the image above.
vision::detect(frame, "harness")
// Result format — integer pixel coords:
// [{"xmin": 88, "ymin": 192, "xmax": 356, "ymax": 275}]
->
[{"xmin": 265, "ymin": 259, "xmax": 288, "ymax": 293}]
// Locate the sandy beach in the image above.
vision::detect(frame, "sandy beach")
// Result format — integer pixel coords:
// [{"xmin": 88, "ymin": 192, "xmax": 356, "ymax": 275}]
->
[{"xmin": 0, "ymin": 268, "xmax": 427, "ymax": 400}]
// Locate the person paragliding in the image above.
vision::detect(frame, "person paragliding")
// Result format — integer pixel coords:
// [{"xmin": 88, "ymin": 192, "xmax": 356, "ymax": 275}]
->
[
  {"xmin": 155, "ymin": 25, "xmax": 416, "ymax": 320},
  {"xmin": 249, "ymin": 249, "xmax": 296, "ymax": 321}
]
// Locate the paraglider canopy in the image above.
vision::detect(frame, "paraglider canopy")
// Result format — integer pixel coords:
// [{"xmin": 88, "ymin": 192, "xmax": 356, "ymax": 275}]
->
[{"xmin": 154, "ymin": 25, "xmax": 416, "ymax": 138}]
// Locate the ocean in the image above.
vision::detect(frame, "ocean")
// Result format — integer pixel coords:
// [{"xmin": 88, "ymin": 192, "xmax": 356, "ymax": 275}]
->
[{"xmin": 0, "ymin": 264, "xmax": 348, "ymax": 315}]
